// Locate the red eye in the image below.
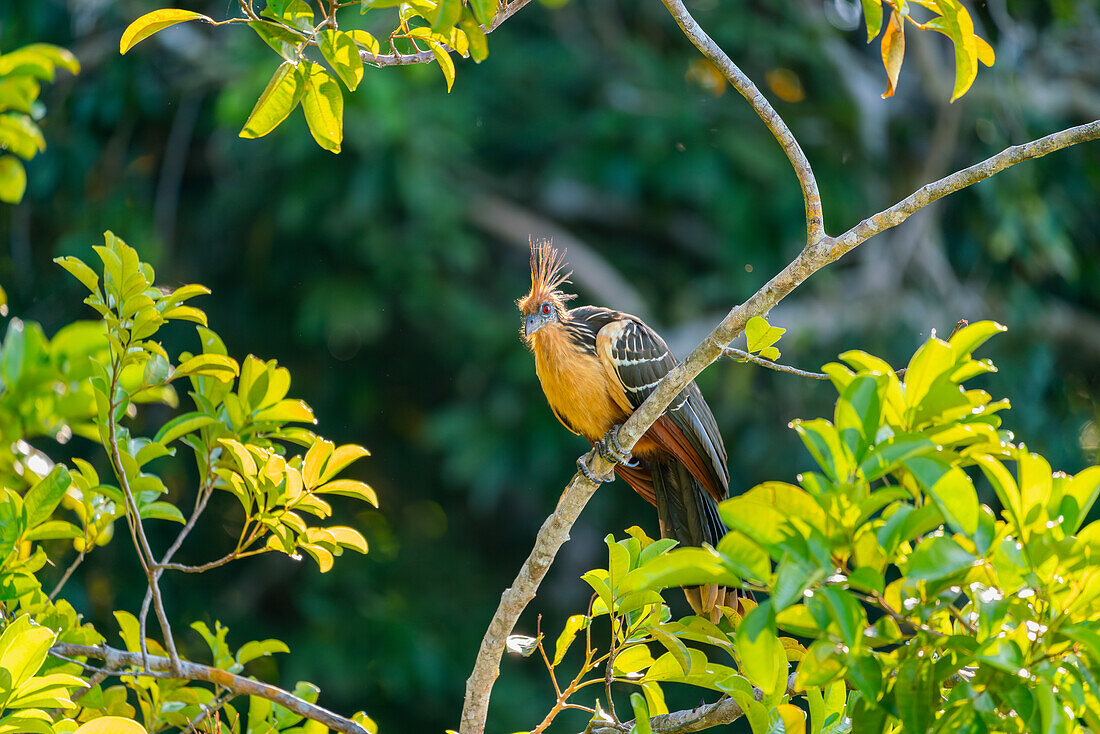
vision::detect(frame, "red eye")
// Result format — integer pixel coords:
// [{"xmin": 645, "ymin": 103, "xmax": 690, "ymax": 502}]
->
[{"xmin": 541, "ymin": 304, "xmax": 551, "ymax": 315}]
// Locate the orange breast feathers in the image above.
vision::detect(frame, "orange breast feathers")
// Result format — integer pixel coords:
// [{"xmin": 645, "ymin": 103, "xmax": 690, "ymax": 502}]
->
[{"xmin": 530, "ymin": 322, "xmax": 630, "ymax": 443}]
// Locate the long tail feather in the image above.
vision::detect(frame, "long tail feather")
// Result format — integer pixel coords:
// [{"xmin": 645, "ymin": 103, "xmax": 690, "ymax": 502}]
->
[{"xmin": 651, "ymin": 459, "xmax": 729, "ymax": 617}]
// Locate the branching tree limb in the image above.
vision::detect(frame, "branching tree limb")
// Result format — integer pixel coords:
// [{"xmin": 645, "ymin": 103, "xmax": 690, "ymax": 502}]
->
[
  {"xmin": 588, "ymin": 674, "xmax": 801, "ymax": 734},
  {"xmin": 50, "ymin": 642, "xmax": 369, "ymax": 734}
]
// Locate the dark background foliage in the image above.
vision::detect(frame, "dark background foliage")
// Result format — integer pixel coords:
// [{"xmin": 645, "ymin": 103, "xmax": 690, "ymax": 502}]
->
[{"xmin": 1, "ymin": 0, "xmax": 1098, "ymax": 730}]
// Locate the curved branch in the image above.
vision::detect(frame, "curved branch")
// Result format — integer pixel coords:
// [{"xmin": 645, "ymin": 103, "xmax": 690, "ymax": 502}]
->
[
  {"xmin": 588, "ymin": 674, "xmax": 800, "ymax": 734},
  {"xmin": 659, "ymin": 0, "xmax": 824, "ymax": 244},
  {"xmin": 51, "ymin": 642, "xmax": 369, "ymax": 734}
]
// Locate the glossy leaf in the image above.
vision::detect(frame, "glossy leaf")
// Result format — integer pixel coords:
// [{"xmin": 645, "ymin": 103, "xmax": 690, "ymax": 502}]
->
[
  {"xmin": 320, "ymin": 30, "xmax": 364, "ymax": 91},
  {"xmin": 241, "ymin": 62, "xmax": 305, "ymax": 139},
  {"xmin": 120, "ymin": 9, "xmax": 213, "ymax": 54},
  {"xmin": 301, "ymin": 63, "xmax": 343, "ymax": 153}
]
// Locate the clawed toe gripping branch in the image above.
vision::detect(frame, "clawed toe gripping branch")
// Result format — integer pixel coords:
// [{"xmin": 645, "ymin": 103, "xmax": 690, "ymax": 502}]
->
[{"xmin": 460, "ymin": 2, "xmax": 1099, "ymax": 732}]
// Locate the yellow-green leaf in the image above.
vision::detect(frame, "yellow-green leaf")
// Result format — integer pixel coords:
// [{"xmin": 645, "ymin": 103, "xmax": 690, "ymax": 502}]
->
[
  {"xmin": 431, "ymin": 0, "xmax": 463, "ymax": 33},
  {"xmin": 320, "ymin": 30, "xmax": 364, "ymax": 91},
  {"xmin": 254, "ymin": 398, "xmax": 316, "ymax": 424},
  {"xmin": 861, "ymin": 0, "xmax": 883, "ymax": 41},
  {"xmin": 240, "ymin": 62, "xmax": 304, "ymax": 139},
  {"xmin": 314, "ymin": 479, "xmax": 378, "ymax": 506},
  {"xmin": 924, "ymin": 0, "xmax": 978, "ymax": 101},
  {"xmin": 248, "ymin": 20, "xmax": 304, "ymax": 62},
  {"xmin": 468, "ymin": 0, "xmax": 497, "ymax": 27},
  {"xmin": 175, "ymin": 353, "xmax": 239, "ymax": 382},
  {"xmin": 300, "ymin": 63, "xmax": 343, "ymax": 153},
  {"xmin": 552, "ymin": 615, "xmax": 589, "ymax": 667},
  {"xmin": 328, "ymin": 526, "xmax": 369, "ymax": 553},
  {"xmin": 74, "ymin": 717, "xmax": 148, "ymax": 734},
  {"xmin": 347, "ymin": 30, "xmax": 380, "ymax": 56},
  {"xmin": 745, "ymin": 316, "xmax": 785, "ymax": 353},
  {"xmin": 426, "ymin": 39, "xmax": 455, "ymax": 93},
  {"xmin": 0, "ymin": 156, "xmax": 26, "ymax": 204},
  {"xmin": 120, "ymin": 9, "xmax": 214, "ymax": 55},
  {"xmin": 459, "ymin": 12, "xmax": 488, "ymax": 63},
  {"xmin": 880, "ymin": 9, "xmax": 905, "ymax": 99}
]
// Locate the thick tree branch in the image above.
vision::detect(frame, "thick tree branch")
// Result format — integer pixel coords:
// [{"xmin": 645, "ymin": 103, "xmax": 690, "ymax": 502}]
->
[
  {"xmin": 50, "ymin": 642, "xmax": 369, "ymax": 734},
  {"xmin": 659, "ymin": 0, "xmax": 824, "ymax": 244},
  {"xmin": 588, "ymin": 674, "xmax": 800, "ymax": 734},
  {"xmin": 359, "ymin": 0, "xmax": 533, "ymax": 66}
]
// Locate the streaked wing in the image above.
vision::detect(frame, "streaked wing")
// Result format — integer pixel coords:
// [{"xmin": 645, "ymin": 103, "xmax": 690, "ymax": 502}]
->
[{"xmin": 597, "ymin": 317, "xmax": 729, "ymax": 502}]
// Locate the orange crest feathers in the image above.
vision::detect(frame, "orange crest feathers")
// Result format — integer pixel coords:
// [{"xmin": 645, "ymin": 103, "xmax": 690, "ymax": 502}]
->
[{"xmin": 518, "ymin": 238, "xmax": 575, "ymax": 313}]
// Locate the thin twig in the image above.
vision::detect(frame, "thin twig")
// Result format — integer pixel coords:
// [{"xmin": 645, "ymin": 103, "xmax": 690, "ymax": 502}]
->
[
  {"xmin": 49, "ymin": 548, "xmax": 86, "ymax": 601},
  {"xmin": 51, "ymin": 642, "xmax": 369, "ymax": 734},
  {"xmin": 722, "ymin": 347, "xmax": 829, "ymax": 379}
]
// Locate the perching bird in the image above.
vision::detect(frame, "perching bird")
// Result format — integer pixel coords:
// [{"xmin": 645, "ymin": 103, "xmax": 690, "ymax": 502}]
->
[{"xmin": 518, "ymin": 240, "xmax": 729, "ymax": 617}]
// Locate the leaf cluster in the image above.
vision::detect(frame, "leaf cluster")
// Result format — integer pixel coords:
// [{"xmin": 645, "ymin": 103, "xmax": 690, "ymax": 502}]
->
[
  {"xmin": 0, "ymin": 43, "xmax": 79, "ymax": 203},
  {"xmin": 531, "ymin": 322, "xmax": 1100, "ymax": 733},
  {"xmin": 0, "ymin": 232, "xmax": 382, "ymax": 732}
]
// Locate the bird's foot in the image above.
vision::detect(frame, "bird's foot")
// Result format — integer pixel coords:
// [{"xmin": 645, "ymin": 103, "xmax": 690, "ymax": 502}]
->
[
  {"xmin": 597, "ymin": 425, "xmax": 639, "ymax": 468},
  {"xmin": 577, "ymin": 454, "xmax": 615, "ymax": 484}
]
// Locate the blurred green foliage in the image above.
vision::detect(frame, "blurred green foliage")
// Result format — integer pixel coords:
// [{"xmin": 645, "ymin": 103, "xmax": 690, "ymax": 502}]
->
[{"xmin": 0, "ymin": 0, "xmax": 1097, "ymax": 731}]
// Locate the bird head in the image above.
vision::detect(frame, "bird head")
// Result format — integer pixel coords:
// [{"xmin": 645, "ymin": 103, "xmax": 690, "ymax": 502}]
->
[{"xmin": 517, "ymin": 239, "xmax": 575, "ymax": 341}]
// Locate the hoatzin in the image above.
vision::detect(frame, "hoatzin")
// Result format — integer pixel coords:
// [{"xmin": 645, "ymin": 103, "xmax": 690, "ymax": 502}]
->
[{"xmin": 518, "ymin": 240, "xmax": 729, "ymax": 617}]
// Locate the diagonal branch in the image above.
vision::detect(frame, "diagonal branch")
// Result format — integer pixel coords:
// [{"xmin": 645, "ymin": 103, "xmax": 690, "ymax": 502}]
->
[
  {"xmin": 50, "ymin": 642, "xmax": 369, "ymax": 734},
  {"xmin": 459, "ymin": 118, "xmax": 1099, "ymax": 733},
  {"xmin": 588, "ymin": 674, "xmax": 800, "ymax": 734},
  {"xmin": 659, "ymin": 0, "xmax": 824, "ymax": 245},
  {"xmin": 359, "ymin": 0, "xmax": 533, "ymax": 66}
]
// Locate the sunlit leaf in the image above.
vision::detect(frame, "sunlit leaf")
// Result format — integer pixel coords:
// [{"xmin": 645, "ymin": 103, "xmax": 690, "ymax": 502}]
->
[
  {"xmin": 426, "ymin": 39, "xmax": 455, "ymax": 92},
  {"xmin": 320, "ymin": 30, "xmax": 364, "ymax": 91},
  {"xmin": 0, "ymin": 155, "xmax": 27, "ymax": 203},
  {"xmin": 552, "ymin": 615, "xmax": 589, "ymax": 667},
  {"xmin": 301, "ymin": 62, "xmax": 343, "ymax": 153},
  {"xmin": 241, "ymin": 62, "xmax": 305, "ymax": 139},
  {"xmin": 880, "ymin": 9, "xmax": 905, "ymax": 98},
  {"xmin": 120, "ymin": 9, "xmax": 214, "ymax": 54}
]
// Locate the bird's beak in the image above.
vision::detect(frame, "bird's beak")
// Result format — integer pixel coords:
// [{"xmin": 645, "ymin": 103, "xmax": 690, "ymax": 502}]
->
[{"xmin": 525, "ymin": 314, "xmax": 544, "ymax": 339}]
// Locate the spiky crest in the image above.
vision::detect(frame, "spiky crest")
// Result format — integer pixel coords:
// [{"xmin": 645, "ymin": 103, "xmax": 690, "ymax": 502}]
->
[{"xmin": 517, "ymin": 238, "xmax": 576, "ymax": 314}]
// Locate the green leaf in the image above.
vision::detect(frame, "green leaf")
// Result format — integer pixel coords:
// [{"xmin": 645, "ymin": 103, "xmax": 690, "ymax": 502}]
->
[
  {"xmin": 24, "ymin": 520, "xmax": 81, "ymax": 541},
  {"xmin": 301, "ymin": 63, "xmax": 343, "ymax": 153},
  {"xmin": 120, "ymin": 9, "xmax": 214, "ymax": 54},
  {"xmin": 139, "ymin": 501, "xmax": 185, "ymax": 524},
  {"xmin": 795, "ymin": 640, "xmax": 846, "ymax": 688},
  {"xmin": 646, "ymin": 625, "xmax": 691, "ymax": 675},
  {"xmin": 552, "ymin": 614, "xmax": 588, "ymax": 667},
  {"xmin": 426, "ymin": 40, "xmax": 455, "ymax": 93},
  {"xmin": 73, "ymin": 717, "xmax": 148, "ymax": 734},
  {"xmin": 468, "ymin": 0, "xmax": 498, "ymax": 27},
  {"xmin": 894, "ymin": 657, "xmax": 936, "ymax": 732},
  {"xmin": 254, "ymin": 398, "xmax": 316, "ymax": 424},
  {"xmin": 431, "ymin": 0, "xmax": 463, "ymax": 32},
  {"xmin": 459, "ymin": 12, "xmax": 488, "ymax": 62},
  {"xmin": 23, "ymin": 465, "xmax": 71, "ymax": 528},
  {"xmin": 320, "ymin": 30, "xmax": 364, "ymax": 91},
  {"xmin": 175, "ymin": 353, "xmax": 239, "ymax": 382},
  {"xmin": 53, "ymin": 255, "xmax": 100, "ymax": 293},
  {"xmin": 923, "ymin": 0, "xmax": 979, "ymax": 101},
  {"xmin": 0, "ymin": 615, "xmax": 57, "ymax": 689},
  {"xmin": 745, "ymin": 316, "xmax": 786, "ymax": 353},
  {"xmin": 904, "ymin": 457, "xmax": 978, "ymax": 535},
  {"xmin": 861, "ymin": 0, "xmax": 883, "ymax": 41},
  {"xmin": 905, "ymin": 535, "xmax": 977, "ymax": 581},
  {"xmin": 154, "ymin": 412, "xmax": 218, "ymax": 446},
  {"xmin": 260, "ymin": 0, "xmax": 315, "ymax": 31},
  {"xmin": 241, "ymin": 62, "xmax": 306, "ymax": 139},
  {"xmin": 248, "ymin": 20, "xmax": 304, "ymax": 62},
  {"xmin": 736, "ymin": 601, "xmax": 784, "ymax": 696},
  {"xmin": 0, "ymin": 156, "xmax": 26, "ymax": 204},
  {"xmin": 347, "ymin": 30, "xmax": 380, "ymax": 56},
  {"xmin": 630, "ymin": 692, "xmax": 652, "ymax": 734},
  {"xmin": 237, "ymin": 639, "xmax": 290, "ymax": 665}
]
